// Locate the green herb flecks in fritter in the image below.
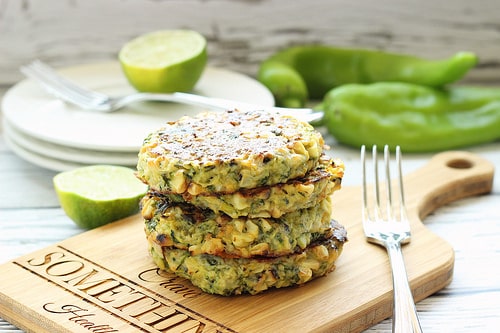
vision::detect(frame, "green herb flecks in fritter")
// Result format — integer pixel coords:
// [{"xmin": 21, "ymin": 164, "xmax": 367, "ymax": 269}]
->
[
  {"xmin": 161, "ymin": 155, "xmax": 344, "ymax": 218},
  {"xmin": 148, "ymin": 220, "xmax": 347, "ymax": 296},
  {"xmin": 142, "ymin": 194, "xmax": 333, "ymax": 258},
  {"xmin": 136, "ymin": 109, "xmax": 324, "ymax": 195}
]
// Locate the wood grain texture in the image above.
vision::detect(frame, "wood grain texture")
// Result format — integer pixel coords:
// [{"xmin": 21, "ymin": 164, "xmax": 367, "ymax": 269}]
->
[
  {"xmin": 1, "ymin": 0, "xmax": 500, "ymax": 86},
  {"xmin": 1, "ymin": 120, "xmax": 500, "ymax": 333},
  {"xmin": 0, "ymin": 151, "xmax": 494, "ymax": 333},
  {"xmin": 1, "ymin": 0, "xmax": 500, "ymax": 331}
]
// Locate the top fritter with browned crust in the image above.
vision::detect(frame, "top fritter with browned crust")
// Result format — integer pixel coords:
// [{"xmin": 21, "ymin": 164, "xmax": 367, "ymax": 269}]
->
[{"xmin": 136, "ymin": 109, "xmax": 325, "ymax": 195}]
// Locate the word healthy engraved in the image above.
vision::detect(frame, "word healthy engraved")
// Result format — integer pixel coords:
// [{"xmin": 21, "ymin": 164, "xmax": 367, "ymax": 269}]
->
[
  {"xmin": 18, "ymin": 247, "xmax": 235, "ymax": 333},
  {"xmin": 43, "ymin": 303, "xmax": 118, "ymax": 333}
]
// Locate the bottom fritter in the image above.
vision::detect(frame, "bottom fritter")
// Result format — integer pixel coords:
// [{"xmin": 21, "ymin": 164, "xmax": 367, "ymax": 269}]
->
[{"xmin": 147, "ymin": 220, "xmax": 347, "ymax": 296}]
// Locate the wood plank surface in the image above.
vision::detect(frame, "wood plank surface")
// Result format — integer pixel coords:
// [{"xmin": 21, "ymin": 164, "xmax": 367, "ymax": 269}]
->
[
  {"xmin": 1, "ymin": 0, "xmax": 500, "ymax": 87},
  {"xmin": 0, "ymin": 151, "xmax": 494, "ymax": 333},
  {"xmin": 2, "ymin": 1, "xmax": 500, "ymax": 331}
]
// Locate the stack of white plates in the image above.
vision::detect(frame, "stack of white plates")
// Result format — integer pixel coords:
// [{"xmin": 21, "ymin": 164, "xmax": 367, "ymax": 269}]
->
[{"xmin": 1, "ymin": 62, "xmax": 275, "ymax": 171}]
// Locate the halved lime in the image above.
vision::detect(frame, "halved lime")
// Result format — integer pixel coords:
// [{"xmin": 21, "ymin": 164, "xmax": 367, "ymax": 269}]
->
[
  {"xmin": 119, "ymin": 29, "xmax": 207, "ymax": 93},
  {"xmin": 53, "ymin": 165, "xmax": 148, "ymax": 229}
]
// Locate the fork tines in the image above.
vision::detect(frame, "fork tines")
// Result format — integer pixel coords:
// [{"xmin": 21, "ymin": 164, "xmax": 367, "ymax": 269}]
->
[{"xmin": 361, "ymin": 144, "xmax": 407, "ymax": 223}]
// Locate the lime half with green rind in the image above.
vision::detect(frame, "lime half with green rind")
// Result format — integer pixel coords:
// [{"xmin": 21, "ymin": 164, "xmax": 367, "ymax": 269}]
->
[
  {"xmin": 119, "ymin": 29, "xmax": 207, "ymax": 93},
  {"xmin": 54, "ymin": 165, "xmax": 148, "ymax": 229}
]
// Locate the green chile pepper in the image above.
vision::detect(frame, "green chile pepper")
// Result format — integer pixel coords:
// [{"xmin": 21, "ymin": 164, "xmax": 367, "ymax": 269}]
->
[
  {"xmin": 258, "ymin": 61, "xmax": 308, "ymax": 108},
  {"xmin": 322, "ymin": 82, "xmax": 500, "ymax": 152},
  {"xmin": 258, "ymin": 46, "xmax": 478, "ymax": 107}
]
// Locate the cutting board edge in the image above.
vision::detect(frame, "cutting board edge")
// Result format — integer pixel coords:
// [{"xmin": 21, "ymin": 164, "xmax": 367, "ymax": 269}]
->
[
  {"xmin": 311, "ymin": 237, "xmax": 455, "ymax": 333},
  {"xmin": 413, "ymin": 243, "xmax": 455, "ymax": 303},
  {"xmin": 1, "ymin": 150, "xmax": 493, "ymax": 333},
  {"xmin": 0, "ymin": 295, "xmax": 65, "ymax": 333},
  {"xmin": 310, "ymin": 260, "xmax": 454, "ymax": 333}
]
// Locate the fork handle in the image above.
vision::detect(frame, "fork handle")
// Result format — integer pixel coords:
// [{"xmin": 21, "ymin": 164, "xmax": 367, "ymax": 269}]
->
[
  {"xmin": 132, "ymin": 92, "xmax": 324, "ymax": 123},
  {"xmin": 385, "ymin": 241, "xmax": 424, "ymax": 333}
]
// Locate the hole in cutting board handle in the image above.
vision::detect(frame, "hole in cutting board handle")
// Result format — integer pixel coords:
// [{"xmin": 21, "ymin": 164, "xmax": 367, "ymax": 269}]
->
[{"xmin": 446, "ymin": 158, "xmax": 473, "ymax": 169}]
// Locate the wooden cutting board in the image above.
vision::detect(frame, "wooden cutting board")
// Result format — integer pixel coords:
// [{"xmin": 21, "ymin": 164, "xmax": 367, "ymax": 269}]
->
[{"xmin": 0, "ymin": 151, "xmax": 494, "ymax": 333}]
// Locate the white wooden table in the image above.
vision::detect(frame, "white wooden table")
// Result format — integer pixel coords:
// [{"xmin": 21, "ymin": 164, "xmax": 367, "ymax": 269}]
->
[
  {"xmin": 1, "ymin": 0, "xmax": 500, "ymax": 331},
  {"xmin": 1, "ymin": 88, "xmax": 499, "ymax": 331}
]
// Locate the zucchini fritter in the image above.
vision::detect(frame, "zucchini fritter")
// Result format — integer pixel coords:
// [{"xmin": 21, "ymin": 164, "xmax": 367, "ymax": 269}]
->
[
  {"xmin": 138, "ymin": 108, "xmax": 348, "ymax": 296},
  {"xmin": 162, "ymin": 155, "xmax": 344, "ymax": 218},
  {"xmin": 136, "ymin": 109, "xmax": 324, "ymax": 195},
  {"xmin": 148, "ymin": 220, "xmax": 347, "ymax": 296},
  {"xmin": 142, "ymin": 194, "xmax": 333, "ymax": 258}
]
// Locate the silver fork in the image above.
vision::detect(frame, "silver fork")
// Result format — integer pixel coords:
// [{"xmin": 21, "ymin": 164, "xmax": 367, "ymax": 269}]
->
[
  {"xmin": 20, "ymin": 60, "xmax": 324, "ymax": 124},
  {"xmin": 361, "ymin": 145, "xmax": 423, "ymax": 333}
]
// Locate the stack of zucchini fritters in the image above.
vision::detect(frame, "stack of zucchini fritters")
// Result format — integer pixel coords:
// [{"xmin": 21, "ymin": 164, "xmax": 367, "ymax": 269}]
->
[{"xmin": 137, "ymin": 109, "xmax": 347, "ymax": 296}]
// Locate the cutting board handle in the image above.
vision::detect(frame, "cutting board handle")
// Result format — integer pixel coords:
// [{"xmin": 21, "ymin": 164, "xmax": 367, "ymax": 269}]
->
[{"xmin": 404, "ymin": 151, "xmax": 495, "ymax": 220}]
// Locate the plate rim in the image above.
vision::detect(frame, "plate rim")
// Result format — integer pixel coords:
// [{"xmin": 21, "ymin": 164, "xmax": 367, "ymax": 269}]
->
[
  {"xmin": 2, "ymin": 61, "xmax": 275, "ymax": 152},
  {"xmin": 3, "ymin": 118, "xmax": 139, "ymax": 165}
]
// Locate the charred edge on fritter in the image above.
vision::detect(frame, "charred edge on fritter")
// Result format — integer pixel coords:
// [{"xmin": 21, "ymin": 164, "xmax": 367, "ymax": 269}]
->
[
  {"xmin": 153, "ymin": 228, "xmax": 335, "ymax": 259},
  {"xmin": 160, "ymin": 225, "xmax": 345, "ymax": 260},
  {"xmin": 141, "ymin": 194, "xmax": 334, "ymax": 258},
  {"xmin": 329, "ymin": 219, "xmax": 348, "ymax": 243},
  {"xmin": 136, "ymin": 109, "xmax": 325, "ymax": 195},
  {"xmin": 174, "ymin": 156, "xmax": 343, "ymax": 198},
  {"xmin": 142, "ymin": 155, "xmax": 344, "ymax": 219},
  {"xmin": 148, "ymin": 222, "xmax": 347, "ymax": 295}
]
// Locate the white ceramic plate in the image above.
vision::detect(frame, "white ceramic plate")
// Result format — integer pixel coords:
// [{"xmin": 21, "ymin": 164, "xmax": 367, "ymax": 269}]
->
[
  {"xmin": 4, "ymin": 134, "xmax": 93, "ymax": 171},
  {"xmin": 2, "ymin": 62, "xmax": 275, "ymax": 152},
  {"xmin": 3, "ymin": 119, "xmax": 139, "ymax": 166}
]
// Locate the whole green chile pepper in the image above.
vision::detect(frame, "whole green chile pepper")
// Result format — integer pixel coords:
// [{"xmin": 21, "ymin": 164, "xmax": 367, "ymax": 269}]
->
[
  {"xmin": 322, "ymin": 82, "xmax": 500, "ymax": 152},
  {"xmin": 258, "ymin": 46, "xmax": 478, "ymax": 107}
]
